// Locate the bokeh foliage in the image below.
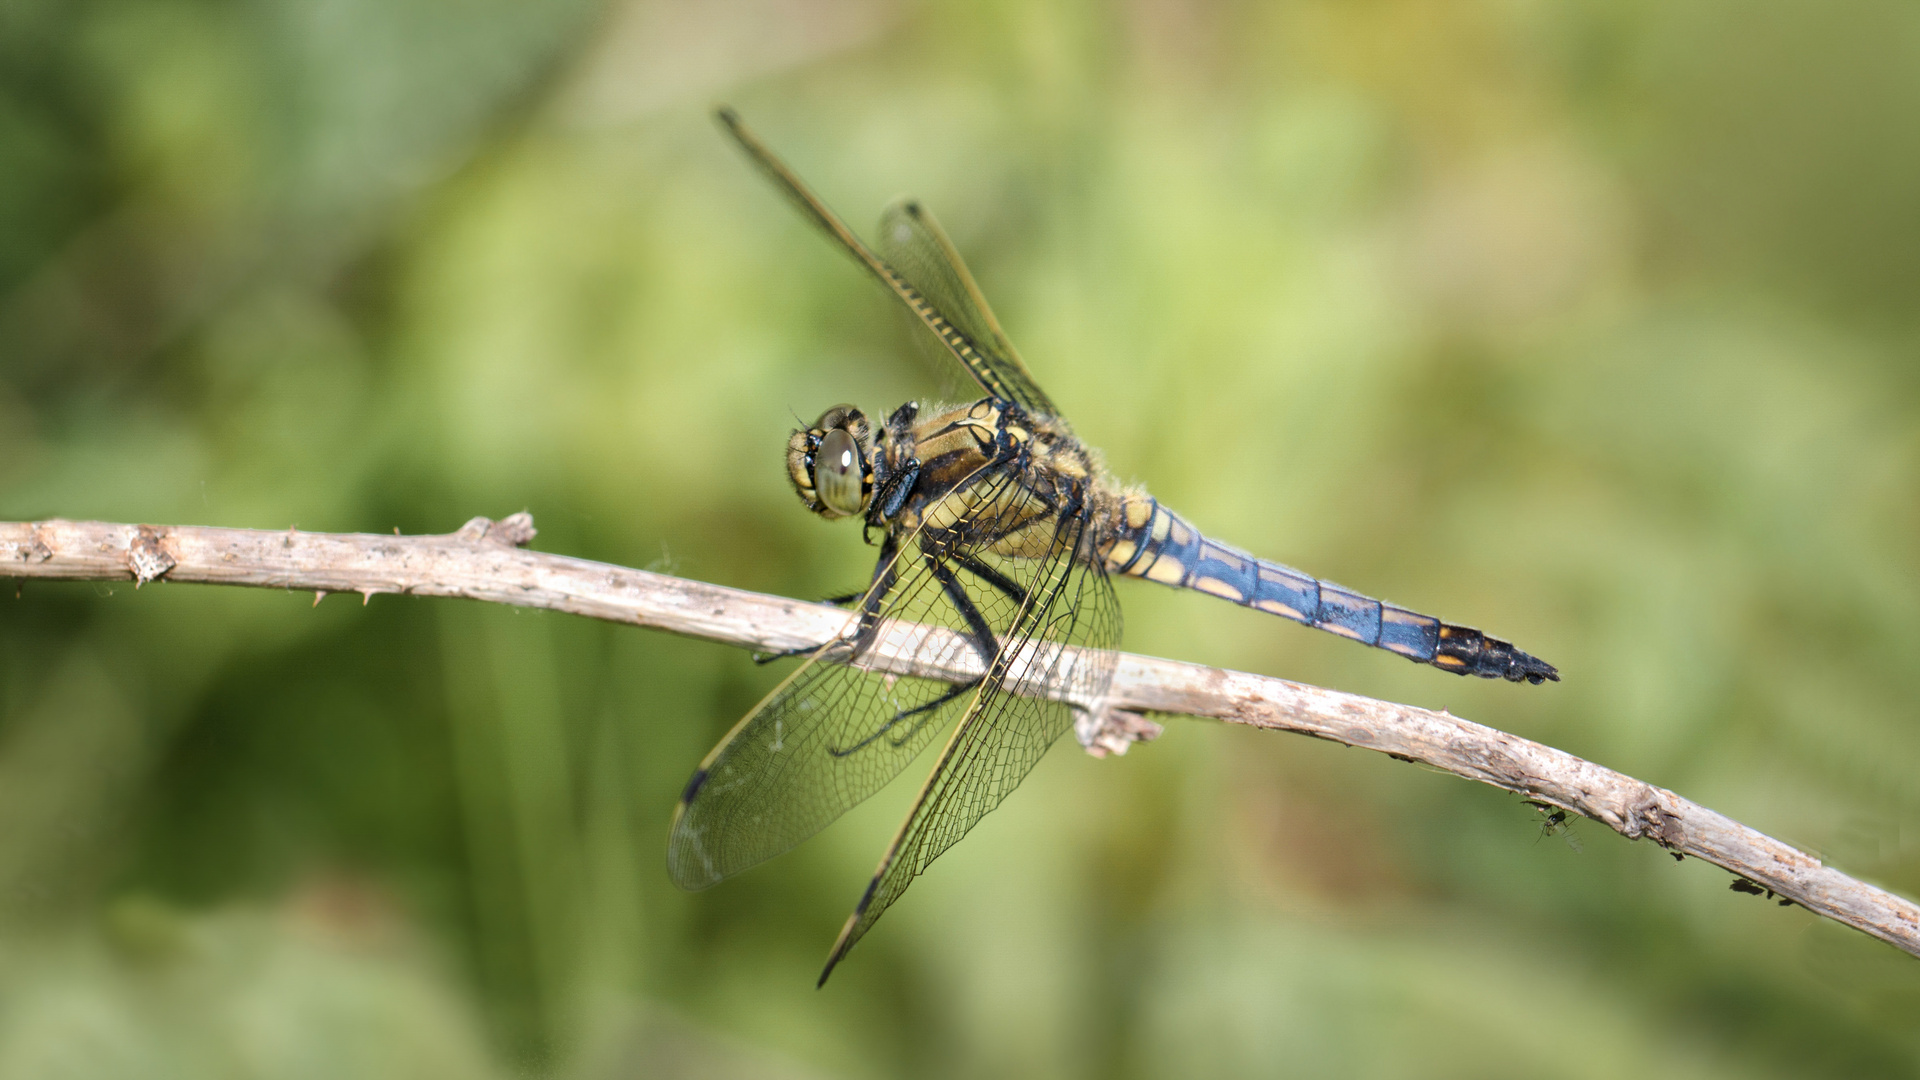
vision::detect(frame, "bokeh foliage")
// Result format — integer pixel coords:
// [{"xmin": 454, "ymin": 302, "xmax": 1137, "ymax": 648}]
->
[{"xmin": 4, "ymin": 0, "xmax": 1920, "ymax": 1076}]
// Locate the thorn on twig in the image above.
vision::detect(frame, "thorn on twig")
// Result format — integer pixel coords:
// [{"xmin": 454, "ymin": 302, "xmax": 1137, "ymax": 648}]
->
[
  {"xmin": 393, "ymin": 526, "xmax": 400, "ymax": 535},
  {"xmin": 360, "ymin": 589, "xmax": 375, "ymax": 606},
  {"xmin": 285, "ymin": 525, "xmax": 298, "ymax": 548},
  {"xmin": 313, "ymin": 591, "xmax": 326, "ymax": 607}
]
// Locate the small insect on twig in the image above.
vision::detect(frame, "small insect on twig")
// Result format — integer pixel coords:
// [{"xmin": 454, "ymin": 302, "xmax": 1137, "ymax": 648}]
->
[{"xmin": 1524, "ymin": 798, "xmax": 1584, "ymax": 852}]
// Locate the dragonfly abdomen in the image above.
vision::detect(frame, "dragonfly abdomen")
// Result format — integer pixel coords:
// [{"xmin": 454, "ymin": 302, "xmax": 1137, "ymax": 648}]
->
[{"xmin": 1102, "ymin": 497, "xmax": 1557, "ymax": 684}]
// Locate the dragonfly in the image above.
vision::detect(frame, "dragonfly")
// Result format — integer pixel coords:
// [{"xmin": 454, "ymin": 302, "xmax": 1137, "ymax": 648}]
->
[{"xmin": 670, "ymin": 108, "xmax": 1559, "ymax": 985}]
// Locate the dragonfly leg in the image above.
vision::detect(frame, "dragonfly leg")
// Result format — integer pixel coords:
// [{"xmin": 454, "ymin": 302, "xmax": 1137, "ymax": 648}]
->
[
  {"xmin": 828, "ymin": 675, "xmax": 982, "ymax": 757},
  {"xmin": 745, "ymin": 589, "xmax": 863, "ymax": 657},
  {"xmin": 827, "ymin": 547, "xmax": 1003, "ymax": 756},
  {"xmin": 955, "ymin": 554, "xmax": 1027, "ymax": 607},
  {"xmin": 871, "ymin": 457, "xmax": 920, "ymax": 522},
  {"xmin": 928, "ymin": 552, "xmax": 1003, "ymax": 674},
  {"xmin": 754, "ymin": 536, "xmax": 901, "ymax": 665}
]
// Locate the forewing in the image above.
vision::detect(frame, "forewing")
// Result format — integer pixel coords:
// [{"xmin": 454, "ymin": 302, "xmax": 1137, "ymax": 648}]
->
[
  {"xmin": 716, "ymin": 109, "xmax": 1058, "ymax": 417},
  {"xmin": 668, "ymin": 467, "xmax": 1053, "ymax": 890},
  {"xmin": 876, "ymin": 199, "xmax": 1057, "ymax": 416},
  {"xmin": 818, "ymin": 501, "xmax": 1121, "ymax": 981}
]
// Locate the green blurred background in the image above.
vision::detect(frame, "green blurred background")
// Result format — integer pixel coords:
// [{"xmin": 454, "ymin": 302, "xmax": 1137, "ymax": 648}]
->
[{"xmin": 5, "ymin": 0, "xmax": 1920, "ymax": 1076}]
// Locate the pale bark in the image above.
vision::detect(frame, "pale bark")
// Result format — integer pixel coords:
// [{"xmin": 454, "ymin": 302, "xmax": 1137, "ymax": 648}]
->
[{"xmin": 5, "ymin": 514, "xmax": 1915, "ymax": 958}]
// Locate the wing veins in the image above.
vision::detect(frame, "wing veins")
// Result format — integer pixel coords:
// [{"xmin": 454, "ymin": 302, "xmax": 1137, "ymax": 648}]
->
[
  {"xmin": 717, "ymin": 109, "xmax": 1055, "ymax": 414},
  {"xmin": 667, "ymin": 461, "xmax": 1033, "ymax": 890},
  {"xmin": 818, "ymin": 500, "xmax": 1118, "ymax": 982}
]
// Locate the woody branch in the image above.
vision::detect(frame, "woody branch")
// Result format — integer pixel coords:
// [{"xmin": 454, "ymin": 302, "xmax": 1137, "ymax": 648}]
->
[{"xmin": 4, "ymin": 514, "xmax": 1916, "ymax": 959}]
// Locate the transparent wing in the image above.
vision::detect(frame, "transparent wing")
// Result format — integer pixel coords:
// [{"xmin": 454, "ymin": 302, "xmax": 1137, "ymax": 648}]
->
[
  {"xmin": 666, "ymin": 528, "xmax": 984, "ymax": 890},
  {"xmin": 716, "ymin": 108, "xmax": 1058, "ymax": 416},
  {"xmin": 818, "ymin": 498, "xmax": 1120, "ymax": 983},
  {"xmin": 667, "ymin": 465, "xmax": 1108, "ymax": 891},
  {"xmin": 875, "ymin": 199, "xmax": 1056, "ymax": 416}
]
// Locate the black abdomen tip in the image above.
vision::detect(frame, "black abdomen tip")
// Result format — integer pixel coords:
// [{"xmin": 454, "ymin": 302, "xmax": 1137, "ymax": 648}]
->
[
  {"xmin": 1500, "ymin": 649, "xmax": 1560, "ymax": 685},
  {"xmin": 1433, "ymin": 625, "xmax": 1560, "ymax": 684}
]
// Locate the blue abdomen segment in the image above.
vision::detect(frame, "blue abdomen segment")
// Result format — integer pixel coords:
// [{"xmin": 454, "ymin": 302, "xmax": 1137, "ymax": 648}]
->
[{"xmin": 1105, "ymin": 499, "xmax": 1557, "ymax": 684}]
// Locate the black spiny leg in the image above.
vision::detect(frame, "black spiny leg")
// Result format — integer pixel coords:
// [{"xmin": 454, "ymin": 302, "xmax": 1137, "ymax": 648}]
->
[
  {"xmin": 955, "ymin": 554, "xmax": 1029, "ymax": 608},
  {"xmin": 929, "ymin": 554, "xmax": 1005, "ymax": 673},
  {"xmin": 756, "ymin": 535, "xmax": 900, "ymax": 665},
  {"xmin": 961, "ymin": 545, "xmax": 1107, "ymax": 728},
  {"xmin": 830, "ymin": 549, "xmax": 998, "ymax": 757},
  {"xmin": 830, "ymin": 677, "xmax": 979, "ymax": 757}
]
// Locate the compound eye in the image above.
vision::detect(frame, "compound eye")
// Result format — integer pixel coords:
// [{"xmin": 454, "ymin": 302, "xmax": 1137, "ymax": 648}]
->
[{"xmin": 814, "ymin": 427, "xmax": 867, "ymax": 515}]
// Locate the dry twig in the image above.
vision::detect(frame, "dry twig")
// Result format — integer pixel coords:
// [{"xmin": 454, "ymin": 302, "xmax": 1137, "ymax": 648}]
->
[{"xmin": 5, "ymin": 514, "xmax": 1916, "ymax": 958}]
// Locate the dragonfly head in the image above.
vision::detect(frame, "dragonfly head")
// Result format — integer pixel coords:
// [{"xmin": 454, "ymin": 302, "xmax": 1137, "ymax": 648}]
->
[{"xmin": 788, "ymin": 405, "xmax": 876, "ymax": 519}]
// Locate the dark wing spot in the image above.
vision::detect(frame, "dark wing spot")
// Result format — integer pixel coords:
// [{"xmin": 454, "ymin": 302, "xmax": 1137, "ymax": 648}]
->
[{"xmin": 679, "ymin": 768, "xmax": 708, "ymax": 805}]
